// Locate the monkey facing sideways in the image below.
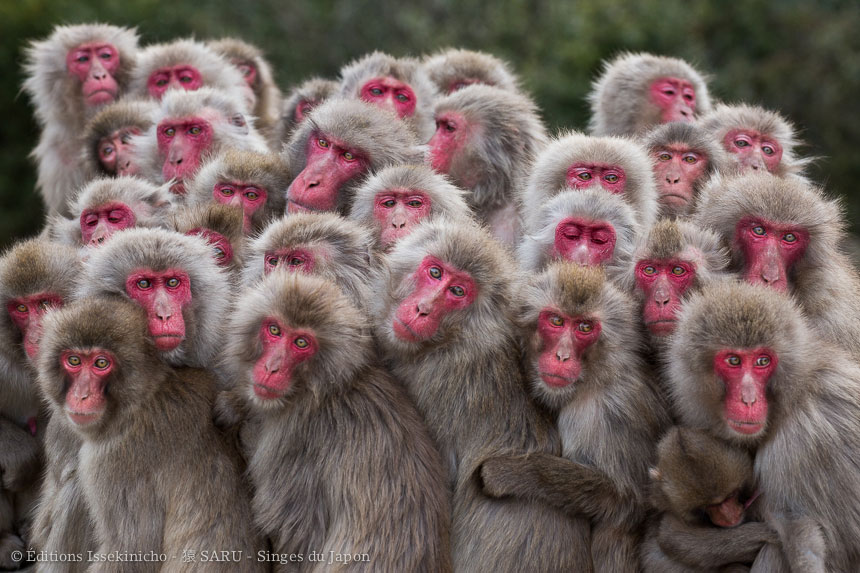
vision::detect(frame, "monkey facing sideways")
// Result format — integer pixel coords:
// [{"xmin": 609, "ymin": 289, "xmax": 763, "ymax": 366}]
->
[
  {"xmin": 276, "ymin": 77, "xmax": 339, "ymax": 145},
  {"xmin": 83, "ymin": 98, "xmax": 157, "ymax": 178},
  {"xmin": 38, "ymin": 297, "xmax": 264, "ymax": 572},
  {"xmin": 224, "ymin": 272, "xmax": 451, "ymax": 572},
  {"xmin": 423, "ymin": 48, "xmax": 521, "ymax": 95},
  {"xmin": 170, "ymin": 203, "xmax": 247, "ymax": 276}
]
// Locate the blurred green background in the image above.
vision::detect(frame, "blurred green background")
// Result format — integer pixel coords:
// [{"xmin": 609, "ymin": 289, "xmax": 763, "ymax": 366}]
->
[{"xmin": 2, "ymin": 0, "xmax": 858, "ymax": 248}]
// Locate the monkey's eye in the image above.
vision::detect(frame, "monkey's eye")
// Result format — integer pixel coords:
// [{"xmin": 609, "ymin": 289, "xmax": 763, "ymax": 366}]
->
[
  {"xmin": 100, "ymin": 145, "xmax": 115, "ymax": 157},
  {"xmin": 369, "ymin": 87, "xmax": 383, "ymax": 96},
  {"xmin": 268, "ymin": 324, "xmax": 281, "ymax": 336},
  {"xmin": 38, "ymin": 300, "xmax": 53, "ymax": 311},
  {"xmin": 166, "ymin": 278, "xmax": 180, "ymax": 288},
  {"xmin": 267, "ymin": 257, "xmax": 279, "ymax": 267},
  {"xmin": 107, "ymin": 214, "xmax": 121, "ymax": 223},
  {"xmin": 662, "ymin": 88, "xmax": 676, "ymax": 96},
  {"xmin": 396, "ymin": 93, "xmax": 409, "ymax": 102},
  {"xmin": 683, "ymin": 154, "xmax": 698, "ymax": 164},
  {"xmin": 220, "ymin": 187, "xmax": 235, "ymax": 196},
  {"xmin": 213, "ymin": 247, "xmax": 225, "ymax": 259},
  {"xmin": 188, "ymin": 126, "xmax": 202, "ymax": 136},
  {"xmin": 67, "ymin": 355, "xmax": 81, "ymax": 366},
  {"xmin": 294, "ymin": 337, "xmax": 309, "ymax": 349},
  {"xmin": 658, "ymin": 153, "xmax": 671, "ymax": 161},
  {"xmin": 288, "ymin": 257, "xmax": 304, "ymax": 266},
  {"xmin": 94, "ymin": 357, "xmax": 110, "ymax": 370},
  {"xmin": 76, "ymin": 55, "xmax": 89, "ymax": 63},
  {"xmin": 15, "ymin": 304, "xmax": 28, "ymax": 313},
  {"xmin": 549, "ymin": 315, "xmax": 564, "ymax": 327},
  {"xmin": 156, "ymin": 79, "xmax": 168, "ymax": 87},
  {"xmin": 752, "ymin": 226, "xmax": 766, "ymax": 236},
  {"xmin": 381, "ymin": 199, "xmax": 396, "ymax": 208},
  {"xmin": 120, "ymin": 132, "xmax": 133, "ymax": 144},
  {"xmin": 407, "ymin": 199, "xmax": 423, "ymax": 208},
  {"xmin": 725, "ymin": 355, "xmax": 741, "ymax": 366},
  {"xmin": 245, "ymin": 191, "xmax": 260, "ymax": 201},
  {"xmin": 578, "ymin": 322, "xmax": 593, "ymax": 333},
  {"xmin": 604, "ymin": 173, "xmax": 619, "ymax": 183},
  {"xmin": 317, "ymin": 138, "xmax": 329, "ymax": 148},
  {"xmin": 136, "ymin": 279, "xmax": 151, "ymax": 289},
  {"xmin": 179, "ymin": 75, "xmax": 193, "ymax": 84},
  {"xmin": 163, "ymin": 127, "xmax": 176, "ymax": 137},
  {"xmin": 671, "ymin": 266, "xmax": 687, "ymax": 276},
  {"xmin": 449, "ymin": 285, "xmax": 465, "ymax": 297},
  {"xmin": 343, "ymin": 151, "xmax": 356, "ymax": 162},
  {"xmin": 755, "ymin": 356, "xmax": 771, "ymax": 367},
  {"xmin": 578, "ymin": 172, "xmax": 592, "ymax": 181},
  {"xmin": 428, "ymin": 266, "xmax": 442, "ymax": 280},
  {"xmin": 734, "ymin": 139, "xmax": 749, "ymax": 148},
  {"xmin": 99, "ymin": 52, "xmax": 112, "ymax": 60},
  {"xmin": 783, "ymin": 233, "xmax": 797, "ymax": 243},
  {"xmin": 762, "ymin": 146, "xmax": 774, "ymax": 156},
  {"xmin": 643, "ymin": 266, "xmax": 657, "ymax": 275}
]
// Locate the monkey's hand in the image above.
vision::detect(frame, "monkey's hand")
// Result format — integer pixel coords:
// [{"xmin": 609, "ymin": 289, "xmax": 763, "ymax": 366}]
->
[
  {"xmin": 0, "ymin": 418, "xmax": 41, "ymax": 492},
  {"xmin": 766, "ymin": 512, "xmax": 827, "ymax": 573},
  {"xmin": 658, "ymin": 514, "xmax": 779, "ymax": 569},
  {"xmin": 479, "ymin": 453, "xmax": 539, "ymax": 499}
]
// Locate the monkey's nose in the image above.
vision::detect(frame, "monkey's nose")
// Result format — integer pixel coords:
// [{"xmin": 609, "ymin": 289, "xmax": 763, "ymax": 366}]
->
[
  {"xmin": 555, "ymin": 350, "xmax": 570, "ymax": 362},
  {"xmin": 307, "ymin": 180, "xmax": 320, "ymax": 188},
  {"xmin": 666, "ymin": 175, "xmax": 680, "ymax": 184}
]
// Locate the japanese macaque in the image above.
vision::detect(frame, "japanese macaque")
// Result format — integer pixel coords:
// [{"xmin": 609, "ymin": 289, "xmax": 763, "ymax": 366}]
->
[
  {"xmin": 642, "ymin": 427, "xmax": 776, "ymax": 572},
  {"xmin": 0, "ymin": 239, "xmax": 81, "ymax": 565},
  {"xmin": 643, "ymin": 122, "xmax": 725, "ymax": 218},
  {"xmin": 699, "ymin": 103, "xmax": 808, "ymax": 177},
  {"xmin": 225, "ymin": 272, "xmax": 451, "ymax": 572},
  {"xmin": 283, "ymin": 98, "xmax": 424, "ymax": 215},
  {"xmin": 37, "ymin": 296, "xmax": 264, "ymax": 569},
  {"xmin": 186, "ymin": 149, "xmax": 289, "ymax": 234},
  {"xmin": 208, "ymin": 37, "xmax": 283, "ymax": 144},
  {"xmin": 241, "ymin": 213, "xmax": 378, "ymax": 309},
  {"xmin": 45, "ymin": 176, "xmax": 172, "ymax": 248},
  {"xmin": 614, "ymin": 218, "xmax": 729, "ymax": 345},
  {"xmin": 422, "ymin": 48, "xmax": 520, "ymax": 94},
  {"xmin": 587, "ymin": 52, "xmax": 713, "ymax": 137},
  {"xmin": 695, "ymin": 172, "xmax": 860, "ymax": 361},
  {"xmin": 128, "ymin": 38, "xmax": 247, "ymax": 103},
  {"xmin": 372, "ymin": 219, "xmax": 592, "ymax": 570},
  {"xmin": 83, "ymin": 98, "xmax": 156, "ymax": 177},
  {"xmin": 428, "ymin": 84, "xmax": 547, "ymax": 244},
  {"xmin": 668, "ymin": 281, "xmax": 849, "ymax": 569},
  {"xmin": 134, "ymin": 87, "xmax": 268, "ymax": 195},
  {"xmin": 479, "ymin": 263, "xmax": 669, "ymax": 571},
  {"xmin": 276, "ymin": 77, "xmax": 339, "ymax": 145},
  {"xmin": 518, "ymin": 189, "xmax": 638, "ymax": 273},
  {"xmin": 76, "ymin": 228, "xmax": 230, "ymax": 368},
  {"xmin": 23, "ymin": 24, "xmax": 140, "ymax": 216},
  {"xmin": 170, "ymin": 203, "xmax": 246, "ymax": 276},
  {"xmin": 349, "ymin": 164, "xmax": 471, "ymax": 251},
  {"xmin": 521, "ymin": 131, "xmax": 659, "ymax": 231},
  {"xmin": 338, "ymin": 51, "xmax": 438, "ymax": 140}
]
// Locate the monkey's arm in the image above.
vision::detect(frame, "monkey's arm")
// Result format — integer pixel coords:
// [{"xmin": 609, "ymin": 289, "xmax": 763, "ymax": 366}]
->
[
  {"xmin": 479, "ymin": 452, "xmax": 622, "ymax": 520},
  {"xmin": 657, "ymin": 514, "xmax": 778, "ymax": 569},
  {"xmin": 0, "ymin": 417, "xmax": 40, "ymax": 492}
]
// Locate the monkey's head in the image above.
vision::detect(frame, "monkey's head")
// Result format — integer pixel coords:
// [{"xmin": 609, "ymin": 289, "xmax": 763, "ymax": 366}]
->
[
  {"xmin": 170, "ymin": 203, "xmax": 246, "ymax": 272},
  {"xmin": 423, "ymin": 48, "xmax": 520, "ymax": 95},
  {"xmin": 0, "ymin": 239, "xmax": 81, "ymax": 364},
  {"xmin": 696, "ymin": 173, "xmax": 839, "ymax": 295},
  {"xmin": 84, "ymin": 99, "xmax": 156, "ymax": 177},
  {"xmin": 521, "ymin": 263, "xmax": 640, "ymax": 410},
  {"xmin": 284, "ymin": 98, "xmax": 424, "ymax": 215},
  {"xmin": 227, "ymin": 271, "xmax": 369, "ymax": 409},
  {"xmin": 618, "ymin": 218, "xmax": 728, "ymax": 340},
  {"xmin": 78, "ymin": 228, "xmax": 230, "ymax": 368},
  {"xmin": 519, "ymin": 188, "xmax": 637, "ymax": 273},
  {"xmin": 38, "ymin": 297, "xmax": 164, "ymax": 436},
  {"xmin": 650, "ymin": 427, "xmax": 754, "ymax": 527},
  {"xmin": 207, "ymin": 37, "xmax": 267, "ymax": 96},
  {"xmin": 280, "ymin": 77, "xmax": 339, "ymax": 139},
  {"xmin": 668, "ymin": 281, "xmax": 809, "ymax": 446},
  {"xmin": 375, "ymin": 217, "xmax": 516, "ymax": 355}
]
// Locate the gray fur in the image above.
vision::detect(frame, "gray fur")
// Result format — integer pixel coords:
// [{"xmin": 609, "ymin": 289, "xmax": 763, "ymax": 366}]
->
[
  {"xmin": 276, "ymin": 77, "xmax": 339, "ymax": 146},
  {"xmin": 422, "ymin": 48, "xmax": 521, "ymax": 94},
  {"xmin": 169, "ymin": 203, "xmax": 246, "ymax": 277},
  {"xmin": 82, "ymin": 98, "xmax": 157, "ymax": 176}
]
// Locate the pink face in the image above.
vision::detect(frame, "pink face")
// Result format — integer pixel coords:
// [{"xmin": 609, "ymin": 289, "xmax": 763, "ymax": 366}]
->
[
  {"xmin": 234, "ymin": 60, "xmax": 258, "ymax": 88},
  {"xmin": 6, "ymin": 293, "xmax": 63, "ymax": 361},
  {"xmin": 157, "ymin": 117, "xmax": 214, "ymax": 193},
  {"xmin": 723, "ymin": 129, "xmax": 783, "ymax": 173},
  {"xmin": 264, "ymin": 248, "xmax": 317, "ymax": 275},
  {"xmin": 80, "ymin": 202, "xmax": 136, "ymax": 247},
  {"xmin": 653, "ymin": 145, "xmax": 709, "ymax": 210},
  {"xmin": 360, "ymin": 77, "xmax": 417, "ymax": 118},
  {"xmin": 61, "ymin": 349, "xmax": 114, "ymax": 426},
  {"xmin": 565, "ymin": 163, "xmax": 626, "ymax": 194},
  {"xmin": 705, "ymin": 492, "xmax": 745, "ymax": 528},
  {"xmin": 635, "ymin": 259, "xmax": 696, "ymax": 336},
  {"xmin": 428, "ymin": 111, "xmax": 471, "ymax": 175},
  {"xmin": 392, "ymin": 256, "xmax": 477, "ymax": 342},
  {"xmin": 97, "ymin": 127, "xmax": 142, "ymax": 176},
  {"xmin": 213, "ymin": 182, "xmax": 268, "ymax": 233},
  {"xmin": 714, "ymin": 348, "xmax": 778, "ymax": 436},
  {"xmin": 734, "ymin": 217, "xmax": 809, "ymax": 292},
  {"xmin": 373, "ymin": 189, "xmax": 432, "ymax": 249},
  {"xmin": 448, "ymin": 78, "xmax": 482, "ymax": 94},
  {"xmin": 553, "ymin": 217, "xmax": 616, "ymax": 266},
  {"xmin": 66, "ymin": 42, "xmax": 120, "ymax": 107},
  {"xmin": 286, "ymin": 134, "xmax": 366, "ymax": 213},
  {"xmin": 649, "ymin": 77, "xmax": 696, "ymax": 123},
  {"xmin": 147, "ymin": 65, "xmax": 203, "ymax": 100},
  {"xmin": 535, "ymin": 309, "xmax": 601, "ymax": 387},
  {"xmin": 294, "ymin": 99, "xmax": 319, "ymax": 123},
  {"xmin": 185, "ymin": 228, "xmax": 233, "ymax": 267},
  {"xmin": 251, "ymin": 319, "xmax": 317, "ymax": 399},
  {"xmin": 124, "ymin": 269, "xmax": 192, "ymax": 351}
]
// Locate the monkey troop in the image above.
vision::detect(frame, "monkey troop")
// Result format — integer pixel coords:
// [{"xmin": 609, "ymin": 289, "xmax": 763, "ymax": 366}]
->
[{"xmin": 4, "ymin": 22, "xmax": 853, "ymax": 572}]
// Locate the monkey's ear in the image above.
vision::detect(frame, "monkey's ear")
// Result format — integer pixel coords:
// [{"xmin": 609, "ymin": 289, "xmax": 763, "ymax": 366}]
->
[
  {"xmin": 230, "ymin": 113, "xmax": 249, "ymax": 135},
  {"xmin": 649, "ymin": 467, "xmax": 662, "ymax": 481}
]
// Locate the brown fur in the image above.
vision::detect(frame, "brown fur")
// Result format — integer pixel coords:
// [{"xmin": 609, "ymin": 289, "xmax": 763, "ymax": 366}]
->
[
  {"xmin": 225, "ymin": 272, "xmax": 451, "ymax": 572},
  {"xmin": 170, "ymin": 203, "xmax": 247, "ymax": 277},
  {"xmin": 82, "ymin": 98, "xmax": 157, "ymax": 176},
  {"xmin": 23, "ymin": 24, "xmax": 140, "ymax": 216},
  {"xmin": 695, "ymin": 172, "xmax": 860, "ymax": 362},
  {"xmin": 37, "ymin": 297, "xmax": 264, "ymax": 571},
  {"xmin": 481, "ymin": 263, "xmax": 669, "ymax": 571},
  {"xmin": 668, "ymin": 281, "xmax": 860, "ymax": 569},
  {"xmin": 276, "ymin": 77, "xmax": 339, "ymax": 146},
  {"xmin": 422, "ymin": 48, "xmax": 520, "ymax": 94},
  {"xmin": 372, "ymin": 219, "xmax": 593, "ymax": 571},
  {"xmin": 588, "ymin": 52, "xmax": 713, "ymax": 137}
]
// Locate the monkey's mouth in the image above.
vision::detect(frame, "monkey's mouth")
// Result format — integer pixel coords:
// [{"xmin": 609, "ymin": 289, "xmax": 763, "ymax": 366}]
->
[
  {"xmin": 659, "ymin": 192, "xmax": 690, "ymax": 202},
  {"xmin": 393, "ymin": 318, "xmax": 422, "ymax": 342},
  {"xmin": 66, "ymin": 408, "xmax": 103, "ymax": 426},
  {"xmin": 726, "ymin": 418, "xmax": 765, "ymax": 435},
  {"xmin": 287, "ymin": 199, "xmax": 322, "ymax": 213},
  {"xmin": 153, "ymin": 334, "xmax": 184, "ymax": 351},
  {"xmin": 253, "ymin": 383, "xmax": 286, "ymax": 400},
  {"xmin": 645, "ymin": 319, "xmax": 677, "ymax": 335},
  {"xmin": 539, "ymin": 372, "xmax": 578, "ymax": 387}
]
